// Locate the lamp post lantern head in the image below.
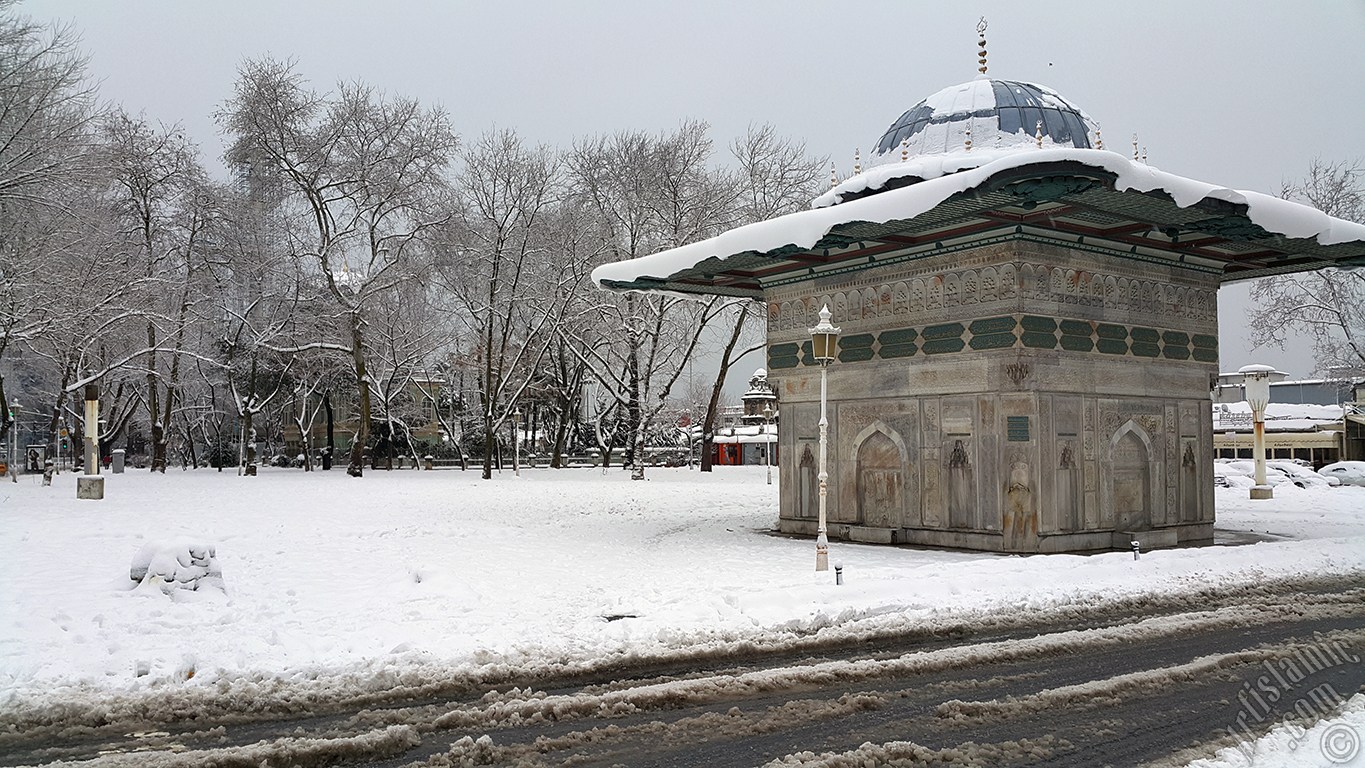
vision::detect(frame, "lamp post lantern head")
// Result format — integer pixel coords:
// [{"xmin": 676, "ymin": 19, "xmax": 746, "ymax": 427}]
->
[
  {"xmin": 1229, "ymin": 364, "xmax": 1288, "ymax": 420},
  {"xmin": 809, "ymin": 305, "xmax": 841, "ymax": 364},
  {"xmin": 763, "ymin": 403, "xmax": 773, "ymax": 421}
]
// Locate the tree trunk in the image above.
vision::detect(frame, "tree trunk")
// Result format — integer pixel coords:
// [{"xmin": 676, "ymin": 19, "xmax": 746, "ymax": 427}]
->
[
  {"xmin": 482, "ymin": 421, "xmax": 495, "ymax": 480},
  {"xmin": 346, "ymin": 312, "xmax": 370, "ymax": 477},
  {"xmin": 146, "ymin": 320, "xmax": 166, "ymax": 473},
  {"xmin": 323, "ymin": 393, "xmax": 334, "ymax": 470}
]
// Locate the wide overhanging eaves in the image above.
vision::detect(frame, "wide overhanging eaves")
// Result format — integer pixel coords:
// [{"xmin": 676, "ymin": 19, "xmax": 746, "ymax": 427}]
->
[{"xmin": 594, "ymin": 159, "xmax": 1365, "ymax": 298}]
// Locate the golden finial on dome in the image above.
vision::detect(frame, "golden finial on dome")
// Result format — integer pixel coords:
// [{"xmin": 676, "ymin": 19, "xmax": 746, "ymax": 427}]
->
[
  {"xmin": 1035, "ymin": 120, "xmax": 1043, "ymax": 149},
  {"xmin": 977, "ymin": 17, "xmax": 989, "ymax": 75},
  {"xmin": 830, "ymin": 162, "xmax": 838, "ymax": 189},
  {"xmin": 964, "ymin": 123, "xmax": 973, "ymax": 152},
  {"xmin": 901, "ymin": 138, "xmax": 909, "ymax": 163},
  {"xmin": 1095, "ymin": 128, "xmax": 1104, "ymax": 151},
  {"xmin": 853, "ymin": 148, "xmax": 862, "ymax": 175},
  {"xmin": 1132, "ymin": 134, "xmax": 1139, "ymax": 161}
]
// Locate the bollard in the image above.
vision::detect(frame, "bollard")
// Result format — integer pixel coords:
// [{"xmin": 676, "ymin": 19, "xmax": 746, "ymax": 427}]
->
[
  {"xmin": 1131, "ymin": 540, "xmax": 1141, "ymax": 560},
  {"xmin": 834, "ymin": 562, "xmax": 844, "ymax": 585}
]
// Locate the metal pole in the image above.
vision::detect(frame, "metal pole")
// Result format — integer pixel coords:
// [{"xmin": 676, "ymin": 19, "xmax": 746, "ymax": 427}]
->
[
  {"xmin": 1252, "ymin": 418, "xmax": 1267, "ymax": 487},
  {"xmin": 816, "ymin": 362, "xmax": 830, "ymax": 572}
]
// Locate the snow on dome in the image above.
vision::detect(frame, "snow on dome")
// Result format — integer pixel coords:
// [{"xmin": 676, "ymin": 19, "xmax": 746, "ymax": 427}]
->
[
  {"xmin": 752, "ymin": 368, "xmax": 767, "ymax": 378},
  {"xmin": 872, "ymin": 78, "xmax": 1098, "ymax": 164}
]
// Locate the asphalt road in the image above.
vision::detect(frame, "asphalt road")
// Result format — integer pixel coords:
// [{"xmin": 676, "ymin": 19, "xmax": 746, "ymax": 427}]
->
[{"xmin": 4, "ymin": 574, "xmax": 1363, "ymax": 767}]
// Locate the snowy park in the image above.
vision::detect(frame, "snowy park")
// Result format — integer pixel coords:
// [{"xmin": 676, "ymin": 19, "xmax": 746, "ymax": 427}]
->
[{"xmin": 2, "ymin": 467, "xmax": 1362, "ymax": 721}]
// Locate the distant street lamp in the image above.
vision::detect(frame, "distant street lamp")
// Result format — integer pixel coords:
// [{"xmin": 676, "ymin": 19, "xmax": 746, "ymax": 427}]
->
[
  {"xmin": 763, "ymin": 403, "xmax": 774, "ymax": 486},
  {"xmin": 1234, "ymin": 364, "xmax": 1287, "ymax": 500},
  {"xmin": 809, "ymin": 305, "xmax": 840, "ymax": 572}
]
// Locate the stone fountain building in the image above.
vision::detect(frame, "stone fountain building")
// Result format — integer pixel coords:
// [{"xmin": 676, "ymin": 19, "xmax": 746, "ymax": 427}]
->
[{"xmin": 593, "ymin": 74, "xmax": 1365, "ymax": 553}]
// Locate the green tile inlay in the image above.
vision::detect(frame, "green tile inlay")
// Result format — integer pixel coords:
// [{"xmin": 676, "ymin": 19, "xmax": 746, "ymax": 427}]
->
[
  {"xmin": 922, "ymin": 338, "xmax": 966, "ymax": 355},
  {"xmin": 1060, "ymin": 335, "xmax": 1095, "ymax": 352},
  {"xmin": 970, "ymin": 333, "xmax": 1018, "ymax": 351},
  {"xmin": 838, "ymin": 348, "xmax": 876, "ymax": 363},
  {"xmin": 1097, "ymin": 338, "xmax": 1128, "ymax": 355},
  {"xmin": 1059, "ymin": 319, "xmax": 1093, "ymax": 337},
  {"xmin": 879, "ymin": 343, "xmax": 918, "ymax": 359},
  {"xmin": 922, "ymin": 322, "xmax": 966, "ymax": 341},
  {"xmin": 1096, "ymin": 323, "xmax": 1128, "ymax": 340},
  {"xmin": 1162, "ymin": 330, "xmax": 1190, "ymax": 348},
  {"xmin": 772, "ymin": 315, "xmax": 1208, "ymax": 367},
  {"xmin": 1021, "ymin": 316, "xmax": 1058, "ymax": 333},
  {"xmin": 879, "ymin": 328, "xmax": 918, "ymax": 346},
  {"xmin": 840, "ymin": 333, "xmax": 875, "ymax": 349},
  {"xmin": 969, "ymin": 316, "xmax": 1017, "ymax": 336},
  {"xmin": 1162, "ymin": 344, "xmax": 1191, "ymax": 360}
]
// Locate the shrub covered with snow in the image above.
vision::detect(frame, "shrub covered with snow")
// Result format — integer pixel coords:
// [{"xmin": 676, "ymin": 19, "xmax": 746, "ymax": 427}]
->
[{"xmin": 129, "ymin": 540, "xmax": 224, "ymax": 594}]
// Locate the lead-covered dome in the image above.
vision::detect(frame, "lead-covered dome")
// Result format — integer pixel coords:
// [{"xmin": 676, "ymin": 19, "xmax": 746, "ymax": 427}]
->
[{"xmin": 873, "ymin": 78, "xmax": 1098, "ymax": 161}]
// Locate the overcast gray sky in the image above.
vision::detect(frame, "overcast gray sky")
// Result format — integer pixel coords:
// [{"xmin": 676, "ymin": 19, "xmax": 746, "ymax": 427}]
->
[{"xmin": 20, "ymin": 0, "xmax": 1365, "ymax": 384}]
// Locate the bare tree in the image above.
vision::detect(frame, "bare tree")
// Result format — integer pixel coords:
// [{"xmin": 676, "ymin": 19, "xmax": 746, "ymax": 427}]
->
[
  {"xmin": 438, "ymin": 130, "xmax": 588, "ymax": 479},
  {"xmin": 1250, "ymin": 159, "xmax": 1365, "ymax": 375},
  {"xmin": 218, "ymin": 57, "xmax": 456, "ymax": 476},
  {"xmin": 103, "ymin": 110, "xmax": 217, "ymax": 472},
  {"xmin": 0, "ymin": 1, "xmax": 99, "ymax": 212},
  {"xmin": 570, "ymin": 122, "xmax": 821, "ymax": 478},
  {"xmin": 696, "ymin": 125, "xmax": 824, "ymax": 471},
  {"xmin": 0, "ymin": 1, "xmax": 100, "ymax": 455}
]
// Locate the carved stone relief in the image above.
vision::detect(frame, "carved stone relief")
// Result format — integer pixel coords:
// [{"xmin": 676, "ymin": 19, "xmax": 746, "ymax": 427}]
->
[{"xmin": 767, "ymin": 259, "xmax": 1216, "ymax": 334}]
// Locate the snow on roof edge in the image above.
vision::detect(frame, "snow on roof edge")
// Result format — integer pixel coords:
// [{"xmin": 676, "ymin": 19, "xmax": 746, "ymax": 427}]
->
[{"xmin": 591, "ymin": 148, "xmax": 1365, "ymax": 290}]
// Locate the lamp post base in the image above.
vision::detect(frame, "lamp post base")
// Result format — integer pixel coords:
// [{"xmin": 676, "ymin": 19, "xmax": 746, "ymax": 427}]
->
[
  {"xmin": 76, "ymin": 475, "xmax": 104, "ymax": 500},
  {"xmin": 815, "ymin": 531, "xmax": 829, "ymax": 571},
  {"xmin": 1250, "ymin": 485, "xmax": 1274, "ymax": 500}
]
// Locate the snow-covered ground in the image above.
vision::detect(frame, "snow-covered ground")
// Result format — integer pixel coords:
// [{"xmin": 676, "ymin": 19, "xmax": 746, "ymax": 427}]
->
[
  {"xmin": 1, "ymin": 466, "xmax": 1362, "ymax": 720},
  {"xmin": 1186, "ymin": 694, "xmax": 1365, "ymax": 768}
]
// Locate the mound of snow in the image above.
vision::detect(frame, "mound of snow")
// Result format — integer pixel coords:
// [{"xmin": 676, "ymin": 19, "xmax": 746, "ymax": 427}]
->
[{"xmin": 130, "ymin": 540, "xmax": 223, "ymax": 594}]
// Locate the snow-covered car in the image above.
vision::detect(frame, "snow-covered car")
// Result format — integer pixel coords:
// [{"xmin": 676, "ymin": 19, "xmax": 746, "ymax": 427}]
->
[
  {"xmin": 1213, "ymin": 462, "xmax": 1255, "ymax": 489},
  {"xmin": 1317, "ymin": 460, "xmax": 1365, "ymax": 487},
  {"xmin": 1220, "ymin": 460, "xmax": 1294, "ymax": 487},
  {"xmin": 1266, "ymin": 460, "xmax": 1336, "ymax": 488}
]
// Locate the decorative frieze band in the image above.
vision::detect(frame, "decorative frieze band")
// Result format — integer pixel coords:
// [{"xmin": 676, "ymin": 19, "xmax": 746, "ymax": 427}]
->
[
  {"xmin": 767, "ymin": 262, "xmax": 1217, "ymax": 336},
  {"xmin": 768, "ymin": 314, "xmax": 1219, "ymax": 370}
]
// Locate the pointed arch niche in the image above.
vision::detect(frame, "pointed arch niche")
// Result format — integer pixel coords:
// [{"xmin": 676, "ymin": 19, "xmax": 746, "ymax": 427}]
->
[
  {"xmin": 851, "ymin": 422, "xmax": 910, "ymax": 529},
  {"xmin": 796, "ymin": 444, "xmax": 818, "ymax": 519},
  {"xmin": 1109, "ymin": 420, "xmax": 1154, "ymax": 531}
]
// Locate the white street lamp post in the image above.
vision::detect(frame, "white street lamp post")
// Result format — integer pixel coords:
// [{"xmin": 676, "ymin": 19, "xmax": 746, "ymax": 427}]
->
[
  {"xmin": 1237, "ymin": 364, "xmax": 1286, "ymax": 500},
  {"xmin": 77, "ymin": 384, "xmax": 104, "ymax": 499},
  {"xmin": 809, "ymin": 305, "xmax": 840, "ymax": 572},
  {"xmin": 763, "ymin": 403, "xmax": 774, "ymax": 486}
]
